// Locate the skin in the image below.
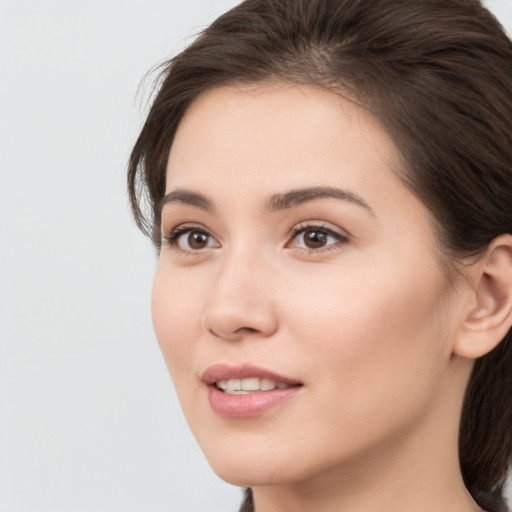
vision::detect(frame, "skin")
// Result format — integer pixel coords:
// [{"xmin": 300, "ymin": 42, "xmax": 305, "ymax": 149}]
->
[{"xmin": 151, "ymin": 82, "xmax": 498, "ymax": 512}]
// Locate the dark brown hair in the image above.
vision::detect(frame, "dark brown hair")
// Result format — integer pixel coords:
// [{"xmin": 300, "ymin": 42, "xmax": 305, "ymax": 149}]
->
[{"xmin": 128, "ymin": 1, "xmax": 512, "ymax": 511}]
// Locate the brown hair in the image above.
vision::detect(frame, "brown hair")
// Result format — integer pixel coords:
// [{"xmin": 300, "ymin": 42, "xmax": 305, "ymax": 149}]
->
[{"xmin": 127, "ymin": 1, "xmax": 512, "ymax": 511}]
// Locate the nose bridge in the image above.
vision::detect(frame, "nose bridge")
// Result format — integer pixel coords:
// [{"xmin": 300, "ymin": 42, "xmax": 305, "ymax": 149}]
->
[{"xmin": 202, "ymin": 240, "xmax": 277, "ymax": 340}]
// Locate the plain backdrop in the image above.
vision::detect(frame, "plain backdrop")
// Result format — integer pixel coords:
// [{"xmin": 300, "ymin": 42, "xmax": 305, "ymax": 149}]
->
[{"xmin": 1, "ymin": 1, "xmax": 511, "ymax": 511}]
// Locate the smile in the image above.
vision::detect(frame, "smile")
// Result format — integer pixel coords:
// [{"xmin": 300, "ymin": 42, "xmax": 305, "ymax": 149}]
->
[
  {"xmin": 215, "ymin": 377, "xmax": 294, "ymax": 394},
  {"xmin": 203, "ymin": 364, "xmax": 303, "ymax": 418}
]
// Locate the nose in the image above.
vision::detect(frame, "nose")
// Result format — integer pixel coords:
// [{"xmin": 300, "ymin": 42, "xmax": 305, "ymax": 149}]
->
[{"xmin": 202, "ymin": 252, "xmax": 279, "ymax": 342}]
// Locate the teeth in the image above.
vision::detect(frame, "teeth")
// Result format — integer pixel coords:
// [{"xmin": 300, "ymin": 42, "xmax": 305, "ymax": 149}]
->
[
  {"xmin": 215, "ymin": 377, "xmax": 292, "ymax": 394},
  {"xmin": 241, "ymin": 377, "xmax": 260, "ymax": 391},
  {"xmin": 217, "ymin": 380, "xmax": 228, "ymax": 390},
  {"xmin": 227, "ymin": 379, "xmax": 242, "ymax": 392},
  {"xmin": 260, "ymin": 378, "xmax": 275, "ymax": 391}
]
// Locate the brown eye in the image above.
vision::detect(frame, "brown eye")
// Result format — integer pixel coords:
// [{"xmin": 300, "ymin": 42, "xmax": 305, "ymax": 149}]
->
[
  {"xmin": 165, "ymin": 226, "xmax": 220, "ymax": 252},
  {"xmin": 187, "ymin": 231, "xmax": 210, "ymax": 250},
  {"xmin": 303, "ymin": 229, "xmax": 328, "ymax": 249},
  {"xmin": 288, "ymin": 224, "xmax": 347, "ymax": 252}
]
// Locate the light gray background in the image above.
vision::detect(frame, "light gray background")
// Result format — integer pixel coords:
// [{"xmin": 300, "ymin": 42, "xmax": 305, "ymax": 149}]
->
[{"xmin": 1, "ymin": 1, "xmax": 511, "ymax": 511}]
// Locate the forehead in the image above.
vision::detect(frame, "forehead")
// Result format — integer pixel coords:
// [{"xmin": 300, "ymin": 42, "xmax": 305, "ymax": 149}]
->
[{"xmin": 166, "ymin": 83, "xmax": 401, "ymax": 194}]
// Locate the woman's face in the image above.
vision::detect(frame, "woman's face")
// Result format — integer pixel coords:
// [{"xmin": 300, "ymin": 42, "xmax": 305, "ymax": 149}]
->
[{"xmin": 152, "ymin": 83, "xmax": 463, "ymax": 486}]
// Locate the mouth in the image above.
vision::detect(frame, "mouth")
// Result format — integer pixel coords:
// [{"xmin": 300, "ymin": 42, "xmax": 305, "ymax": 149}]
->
[
  {"xmin": 202, "ymin": 363, "xmax": 303, "ymax": 390},
  {"xmin": 202, "ymin": 364, "xmax": 303, "ymax": 418},
  {"xmin": 214, "ymin": 377, "xmax": 298, "ymax": 394}
]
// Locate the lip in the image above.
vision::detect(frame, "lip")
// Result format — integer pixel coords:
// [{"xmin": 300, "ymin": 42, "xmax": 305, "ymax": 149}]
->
[
  {"xmin": 202, "ymin": 363, "xmax": 303, "ymax": 419},
  {"xmin": 201, "ymin": 363, "xmax": 302, "ymax": 386}
]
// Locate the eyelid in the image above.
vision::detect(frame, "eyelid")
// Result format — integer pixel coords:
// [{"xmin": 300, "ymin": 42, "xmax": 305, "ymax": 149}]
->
[
  {"xmin": 286, "ymin": 222, "xmax": 350, "ymax": 252},
  {"xmin": 162, "ymin": 223, "xmax": 220, "ymax": 253}
]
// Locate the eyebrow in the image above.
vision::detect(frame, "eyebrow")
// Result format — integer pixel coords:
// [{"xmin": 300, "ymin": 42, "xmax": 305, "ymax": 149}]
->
[
  {"xmin": 264, "ymin": 186, "xmax": 373, "ymax": 214},
  {"xmin": 160, "ymin": 186, "xmax": 373, "ymax": 214},
  {"xmin": 159, "ymin": 189, "xmax": 214, "ymax": 212}
]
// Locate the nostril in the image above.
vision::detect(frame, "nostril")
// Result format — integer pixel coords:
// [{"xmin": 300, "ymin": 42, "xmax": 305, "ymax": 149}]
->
[
  {"xmin": 208, "ymin": 325, "xmax": 262, "ymax": 340},
  {"xmin": 202, "ymin": 296, "xmax": 279, "ymax": 340},
  {"xmin": 238, "ymin": 327, "xmax": 258, "ymax": 334}
]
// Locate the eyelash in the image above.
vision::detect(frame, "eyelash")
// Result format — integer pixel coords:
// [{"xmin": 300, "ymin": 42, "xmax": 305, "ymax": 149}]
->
[
  {"xmin": 162, "ymin": 222, "xmax": 349, "ymax": 255},
  {"xmin": 163, "ymin": 224, "xmax": 215, "ymax": 254},
  {"xmin": 287, "ymin": 222, "xmax": 349, "ymax": 253}
]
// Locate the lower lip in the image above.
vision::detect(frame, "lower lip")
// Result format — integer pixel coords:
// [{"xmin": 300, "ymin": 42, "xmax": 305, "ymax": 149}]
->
[{"xmin": 206, "ymin": 385, "xmax": 301, "ymax": 418}]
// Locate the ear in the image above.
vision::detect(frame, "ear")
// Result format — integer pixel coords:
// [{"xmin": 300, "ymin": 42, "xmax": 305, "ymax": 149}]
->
[{"xmin": 454, "ymin": 234, "xmax": 512, "ymax": 359}]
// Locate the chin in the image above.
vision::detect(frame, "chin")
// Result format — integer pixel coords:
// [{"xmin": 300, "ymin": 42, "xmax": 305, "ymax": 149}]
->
[
  {"xmin": 198, "ymin": 438, "xmax": 302, "ymax": 487},
  {"xmin": 201, "ymin": 437, "xmax": 331, "ymax": 489},
  {"xmin": 213, "ymin": 466, "xmax": 263, "ymax": 487},
  {"xmin": 211, "ymin": 461, "xmax": 296, "ymax": 488},
  {"xmin": 203, "ymin": 450, "xmax": 271, "ymax": 486}
]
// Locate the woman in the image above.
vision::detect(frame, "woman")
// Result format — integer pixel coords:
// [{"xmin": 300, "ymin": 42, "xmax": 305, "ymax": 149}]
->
[{"xmin": 128, "ymin": 1, "xmax": 512, "ymax": 511}]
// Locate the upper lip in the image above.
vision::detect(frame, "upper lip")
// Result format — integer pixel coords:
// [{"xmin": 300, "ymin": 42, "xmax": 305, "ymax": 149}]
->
[{"xmin": 201, "ymin": 363, "xmax": 303, "ymax": 386}]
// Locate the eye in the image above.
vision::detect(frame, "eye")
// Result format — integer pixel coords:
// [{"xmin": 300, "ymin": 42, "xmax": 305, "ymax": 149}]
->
[
  {"xmin": 163, "ymin": 225, "xmax": 220, "ymax": 252},
  {"xmin": 287, "ymin": 223, "xmax": 348, "ymax": 252}
]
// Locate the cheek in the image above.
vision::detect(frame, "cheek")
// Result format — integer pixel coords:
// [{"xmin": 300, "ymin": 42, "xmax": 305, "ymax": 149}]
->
[
  {"xmin": 281, "ymin": 256, "xmax": 451, "ymax": 422},
  {"xmin": 151, "ymin": 262, "xmax": 205, "ymax": 385}
]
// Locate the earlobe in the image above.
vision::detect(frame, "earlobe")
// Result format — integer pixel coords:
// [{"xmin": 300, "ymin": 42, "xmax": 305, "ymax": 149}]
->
[{"xmin": 454, "ymin": 234, "xmax": 512, "ymax": 360}]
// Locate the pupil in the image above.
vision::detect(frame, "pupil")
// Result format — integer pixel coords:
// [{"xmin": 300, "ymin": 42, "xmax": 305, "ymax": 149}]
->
[
  {"xmin": 305, "ymin": 229, "xmax": 327, "ymax": 248},
  {"xmin": 188, "ymin": 231, "xmax": 208, "ymax": 249}
]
